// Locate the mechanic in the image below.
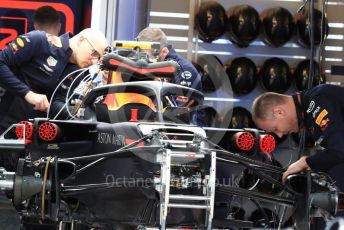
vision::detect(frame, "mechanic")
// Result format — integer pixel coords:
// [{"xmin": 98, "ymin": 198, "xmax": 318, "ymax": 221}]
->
[
  {"xmin": 136, "ymin": 27, "xmax": 206, "ymax": 126},
  {"xmin": 33, "ymin": 5, "xmax": 61, "ymax": 36},
  {"xmin": 251, "ymin": 84, "xmax": 344, "ymax": 182},
  {"xmin": 0, "ymin": 28, "xmax": 108, "ymax": 133}
]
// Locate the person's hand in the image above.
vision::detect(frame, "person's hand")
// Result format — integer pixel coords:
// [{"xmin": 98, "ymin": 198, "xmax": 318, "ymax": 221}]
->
[
  {"xmin": 24, "ymin": 91, "xmax": 49, "ymax": 112},
  {"xmin": 102, "ymin": 70, "xmax": 109, "ymax": 85},
  {"xmin": 282, "ymin": 156, "xmax": 310, "ymax": 183}
]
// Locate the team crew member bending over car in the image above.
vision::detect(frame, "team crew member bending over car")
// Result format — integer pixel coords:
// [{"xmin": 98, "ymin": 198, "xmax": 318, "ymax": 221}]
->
[
  {"xmin": 0, "ymin": 28, "xmax": 108, "ymax": 132},
  {"xmin": 251, "ymin": 84, "xmax": 344, "ymax": 182}
]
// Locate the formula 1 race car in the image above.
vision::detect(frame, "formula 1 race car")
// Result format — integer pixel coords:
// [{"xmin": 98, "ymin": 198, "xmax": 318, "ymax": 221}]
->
[{"xmin": 0, "ymin": 42, "xmax": 341, "ymax": 230}]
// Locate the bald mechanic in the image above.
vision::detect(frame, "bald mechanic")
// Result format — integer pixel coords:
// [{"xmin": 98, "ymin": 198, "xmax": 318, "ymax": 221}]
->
[
  {"xmin": 251, "ymin": 84, "xmax": 344, "ymax": 182},
  {"xmin": 0, "ymin": 28, "xmax": 108, "ymax": 132}
]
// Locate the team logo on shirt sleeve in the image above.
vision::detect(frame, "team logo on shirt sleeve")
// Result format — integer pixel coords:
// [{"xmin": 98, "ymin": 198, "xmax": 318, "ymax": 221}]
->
[
  {"xmin": 11, "ymin": 36, "xmax": 26, "ymax": 53},
  {"xmin": 43, "ymin": 64, "xmax": 53, "ymax": 72},
  {"xmin": 312, "ymin": 106, "xmax": 321, "ymax": 118},
  {"xmin": 21, "ymin": 35, "xmax": 31, "ymax": 43},
  {"xmin": 47, "ymin": 35, "xmax": 62, "ymax": 48},
  {"xmin": 15, "ymin": 37, "xmax": 25, "ymax": 47},
  {"xmin": 319, "ymin": 118, "xmax": 330, "ymax": 131},
  {"xmin": 315, "ymin": 109, "xmax": 328, "ymax": 126},
  {"xmin": 47, "ymin": 56, "xmax": 58, "ymax": 66},
  {"xmin": 181, "ymin": 71, "xmax": 192, "ymax": 79},
  {"xmin": 11, "ymin": 43, "xmax": 19, "ymax": 54},
  {"xmin": 306, "ymin": 101, "xmax": 315, "ymax": 113}
]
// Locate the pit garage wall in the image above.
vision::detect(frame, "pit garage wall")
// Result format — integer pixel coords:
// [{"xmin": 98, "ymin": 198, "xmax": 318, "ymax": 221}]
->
[{"xmin": 91, "ymin": 0, "xmax": 149, "ymax": 43}]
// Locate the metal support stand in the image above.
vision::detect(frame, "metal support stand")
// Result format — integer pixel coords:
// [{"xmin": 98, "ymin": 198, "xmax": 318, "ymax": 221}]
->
[{"xmin": 155, "ymin": 142, "xmax": 215, "ymax": 230}]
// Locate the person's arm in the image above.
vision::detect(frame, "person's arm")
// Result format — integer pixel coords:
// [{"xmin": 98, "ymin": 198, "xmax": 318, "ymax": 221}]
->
[
  {"xmin": 306, "ymin": 92, "xmax": 344, "ymax": 169},
  {"xmin": 0, "ymin": 32, "xmax": 42, "ymax": 96},
  {"xmin": 24, "ymin": 91, "xmax": 49, "ymax": 111},
  {"xmin": 172, "ymin": 58, "xmax": 203, "ymax": 92},
  {"xmin": 306, "ymin": 123, "xmax": 344, "ymax": 169},
  {"xmin": 283, "ymin": 146, "xmax": 344, "ymax": 182},
  {"xmin": 0, "ymin": 32, "xmax": 49, "ymax": 111},
  {"xmin": 283, "ymin": 93, "xmax": 344, "ymax": 181},
  {"xmin": 282, "ymin": 156, "xmax": 310, "ymax": 183},
  {"xmin": 306, "ymin": 148, "xmax": 344, "ymax": 171}
]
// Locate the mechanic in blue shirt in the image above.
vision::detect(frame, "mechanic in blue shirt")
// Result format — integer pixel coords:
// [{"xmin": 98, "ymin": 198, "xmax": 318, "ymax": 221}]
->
[
  {"xmin": 33, "ymin": 5, "xmax": 61, "ymax": 36},
  {"xmin": 0, "ymin": 28, "xmax": 108, "ymax": 133},
  {"xmin": 251, "ymin": 84, "xmax": 344, "ymax": 182},
  {"xmin": 136, "ymin": 27, "xmax": 206, "ymax": 126}
]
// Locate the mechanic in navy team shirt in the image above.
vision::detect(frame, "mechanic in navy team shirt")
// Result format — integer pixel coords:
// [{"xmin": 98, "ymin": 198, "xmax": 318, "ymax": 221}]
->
[
  {"xmin": 33, "ymin": 5, "xmax": 61, "ymax": 36},
  {"xmin": 0, "ymin": 28, "xmax": 108, "ymax": 133},
  {"xmin": 251, "ymin": 84, "xmax": 344, "ymax": 182},
  {"xmin": 136, "ymin": 27, "xmax": 206, "ymax": 126}
]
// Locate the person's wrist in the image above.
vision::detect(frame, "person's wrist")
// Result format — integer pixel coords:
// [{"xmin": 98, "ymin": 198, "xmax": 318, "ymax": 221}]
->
[
  {"xmin": 301, "ymin": 156, "xmax": 310, "ymax": 170},
  {"xmin": 24, "ymin": 90, "xmax": 32, "ymax": 99}
]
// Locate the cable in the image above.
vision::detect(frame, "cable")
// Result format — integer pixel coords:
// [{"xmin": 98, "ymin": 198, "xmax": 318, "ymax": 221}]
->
[
  {"xmin": 47, "ymin": 68, "xmax": 86, "ymax": 118},
  {"xmin": 248, "ymin": 178, "xmax": 260, "ymax": 191},
  {"xmin": 64, "ymin": 73, "xmax": 92, "ymax": 119},
  {"xmin": 52, "ymin": 64, "xmax": 100, "ymax": 120},
  {"xmin": 61, "ymin": 180, "xmax": 154, "ymax": 194},
  {"xmin": 61, "ymin": 134, "xmax": 157, "ymax": 182},
  {"xmin": 52, "ymin": 69, "xmax": 89, "ymax": 120},
  {"xmin": 62, "ymin": 145, "xmax": 160, "ymax": 162},
  {"xmin": 65, "ymin": 68, "xmax": 101, "ymax": 119},
  {"xmin": 202, "ymin": 135, "xmax": 228, "ymax": 152}
]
